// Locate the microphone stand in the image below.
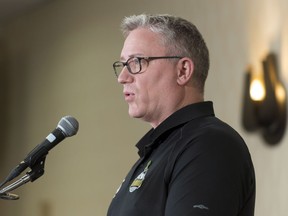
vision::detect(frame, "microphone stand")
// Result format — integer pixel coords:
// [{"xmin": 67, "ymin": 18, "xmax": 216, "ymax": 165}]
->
[{"xmin": 0, "ymin": 157, "xmax": 46, "ymax": 200}]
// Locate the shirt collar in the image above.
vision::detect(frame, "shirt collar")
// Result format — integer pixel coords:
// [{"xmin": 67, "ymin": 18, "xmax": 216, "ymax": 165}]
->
[{"xmin": 136, "ymin": 101, "xmax": 215, "ymax": 157}]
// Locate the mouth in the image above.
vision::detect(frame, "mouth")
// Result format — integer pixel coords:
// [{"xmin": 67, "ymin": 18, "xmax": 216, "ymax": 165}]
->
[{"xmin": 124, "ymin": 91, "xmax": 135, "ymax": 102}]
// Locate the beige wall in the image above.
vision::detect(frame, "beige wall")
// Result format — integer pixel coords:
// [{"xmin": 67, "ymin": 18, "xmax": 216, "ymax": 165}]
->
[{"xmin": 0, "ymin": 0, "xmax": 287, "ymax": 215}]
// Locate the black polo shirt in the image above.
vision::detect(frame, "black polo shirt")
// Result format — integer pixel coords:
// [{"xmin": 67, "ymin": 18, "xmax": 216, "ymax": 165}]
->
[{"xmin": 107, "ymin": 101, "xmax": 255, "ymax": 216}]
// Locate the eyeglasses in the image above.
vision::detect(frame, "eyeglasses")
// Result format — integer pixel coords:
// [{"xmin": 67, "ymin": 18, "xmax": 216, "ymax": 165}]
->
[{"xmin": 113, "ymin": 56, "xmax": 183, "ymax": 77}]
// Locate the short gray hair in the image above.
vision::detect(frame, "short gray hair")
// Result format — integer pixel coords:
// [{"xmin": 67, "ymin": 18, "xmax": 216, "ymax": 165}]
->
[{"xmin": 121, "ymin": 14, "xmax": 210, "ymax": 92}]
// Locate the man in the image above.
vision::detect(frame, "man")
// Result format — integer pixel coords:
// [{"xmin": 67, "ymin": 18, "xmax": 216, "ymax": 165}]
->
[{"xmin": 108, "ymin": 14, "xmax": 255, "ymax": 216}]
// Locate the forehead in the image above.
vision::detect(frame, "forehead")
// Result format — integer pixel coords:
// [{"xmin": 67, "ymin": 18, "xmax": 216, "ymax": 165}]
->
[{"xmin": 121, "ymin": 28, "xmax": 167, "ymax": 59}]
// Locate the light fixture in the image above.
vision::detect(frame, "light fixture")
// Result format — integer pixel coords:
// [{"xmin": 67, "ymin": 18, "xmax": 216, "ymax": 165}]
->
[{"xmin": 242, "ymin": 53, "xmax": 287, "ymax": 145}]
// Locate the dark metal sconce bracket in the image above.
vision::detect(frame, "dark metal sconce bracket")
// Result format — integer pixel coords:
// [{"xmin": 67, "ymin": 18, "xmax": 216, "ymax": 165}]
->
[{"xmin": 242, "ymin": 53, "xmax": 287, "ymax": 145}]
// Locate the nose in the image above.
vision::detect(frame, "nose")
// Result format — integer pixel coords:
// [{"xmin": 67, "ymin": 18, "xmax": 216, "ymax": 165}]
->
[{"xmin": 117, "ymin": 67, "xmax": 134, "ymax": 84}]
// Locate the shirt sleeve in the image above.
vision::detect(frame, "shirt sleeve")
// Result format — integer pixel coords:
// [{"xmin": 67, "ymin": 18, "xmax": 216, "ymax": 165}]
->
[{"xmin": 164, "ymin": 129, "xmax": 255, "ymax": 216}]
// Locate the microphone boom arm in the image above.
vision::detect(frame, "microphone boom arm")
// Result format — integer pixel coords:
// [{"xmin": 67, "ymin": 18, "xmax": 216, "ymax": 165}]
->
[{"xmin": 0, "ymin": 156, "xmax": 46, "ymax": 200}]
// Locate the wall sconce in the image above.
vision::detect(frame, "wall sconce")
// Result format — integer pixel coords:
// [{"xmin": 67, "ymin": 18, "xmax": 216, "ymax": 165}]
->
[{"xmin": 242, "ymin": 53, "xmax": 287, "ymax": 145}]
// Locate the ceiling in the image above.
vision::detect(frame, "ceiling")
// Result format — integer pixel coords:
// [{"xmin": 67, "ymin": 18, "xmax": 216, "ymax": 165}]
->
[{"xmin": 0, "ymin": 0, "xmax": 50, "ymax": 26}]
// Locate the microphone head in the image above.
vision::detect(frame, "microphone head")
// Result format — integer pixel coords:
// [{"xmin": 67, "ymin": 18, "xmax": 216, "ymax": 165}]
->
[{"xmin": 57, "ymin": 116, "xmax": 79, "ymax": 137}]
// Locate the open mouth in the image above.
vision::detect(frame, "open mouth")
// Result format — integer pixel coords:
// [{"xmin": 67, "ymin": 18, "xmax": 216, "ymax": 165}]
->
[{"xmin": 124, "ymin": 92, "xmax": 135, "ymax": 101}]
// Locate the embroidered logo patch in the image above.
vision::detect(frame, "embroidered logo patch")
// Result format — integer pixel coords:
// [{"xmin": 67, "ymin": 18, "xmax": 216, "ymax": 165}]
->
[
  {"xmin": 193, "ymin": 204, "xmax": 209, "ymax": 210},
  {"xmin": 129, "ymin": 160, "xmax": 152, "ymax": 193}
]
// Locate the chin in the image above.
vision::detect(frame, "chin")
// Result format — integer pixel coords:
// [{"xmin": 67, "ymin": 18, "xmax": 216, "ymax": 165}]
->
[
  {"xmin": 128, "ymin": 112, "xmax": 142, "ymax": 119},
  {"xmin": 128, "ymin": 108, "xmax": 143, "ymax": 119}
]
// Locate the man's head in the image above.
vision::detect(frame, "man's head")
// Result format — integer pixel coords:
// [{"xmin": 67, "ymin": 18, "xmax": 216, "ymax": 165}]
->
[
  {"xmin": 120, "ymin": 14, "xmax": 209, "ymax": 92},
  {"xmin": 114, "ymin": 14, "xmax": 210, "ymax": 127}
]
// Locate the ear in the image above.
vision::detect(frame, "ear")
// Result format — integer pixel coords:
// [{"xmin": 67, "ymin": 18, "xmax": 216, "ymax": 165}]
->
[{"xmin": 176, "ymin": 57, "xmax": 194, "ymax": 85}]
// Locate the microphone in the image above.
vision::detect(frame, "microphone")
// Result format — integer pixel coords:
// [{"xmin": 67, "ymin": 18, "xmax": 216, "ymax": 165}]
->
[{"xmin": 3, "ymin": 116, "xmax": 79, "ymax": 184}]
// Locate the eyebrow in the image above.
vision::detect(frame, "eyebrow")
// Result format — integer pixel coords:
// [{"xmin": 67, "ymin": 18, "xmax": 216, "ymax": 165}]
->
[{"xmin": 120, "ymin": 53, "xmax": 145, "ymax": 61}]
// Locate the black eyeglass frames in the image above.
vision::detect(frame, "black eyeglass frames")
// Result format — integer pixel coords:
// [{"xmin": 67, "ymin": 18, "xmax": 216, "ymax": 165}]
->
[{"xmin": 113, "ymin": 56, "xmax": 183, "ymax": 77}]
